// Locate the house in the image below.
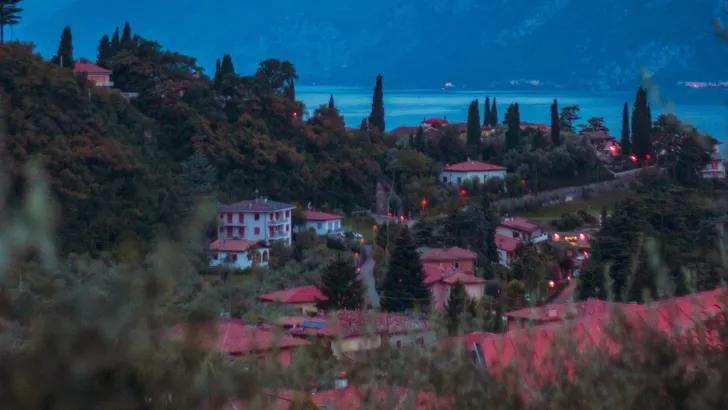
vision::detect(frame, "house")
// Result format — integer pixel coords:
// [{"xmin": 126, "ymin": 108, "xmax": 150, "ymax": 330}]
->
[
  {"xmin": 419, "ymin": 247, "xmax": 477, "ymax": 272},
  {"xmin": 440, "ymin": 161, "xmax": 507, "ymax": 185},
  {"xmin": 209, "ymin": 239, "xmax": 270, "ymax": 270},
  {"xmin": 551, "ymin": 231, "xmax": 592, "ymax": 250},
  {"xmin": 257, "ymin": 286, "xmax": 326, "ymax": 314},
  {"xmin": 218, "ymin": 198, "xmax": 294, "ymax": 246},
  {"xmin": 581, "ymin": 131, "xmax": 617, "ymax": 156},
  {"xmin": 295, "ymin": 210, "xmax": 344, "ymax": 236},
  {"xmin": 390, "ymin": 125, "xmax": 420, "ymax": 139},
  {"xmin": 274, "ymin": 311, "xmax": 433, "ymax": 358},
  {"xmin": 494, "ymin": 234, "xmax": 523, "ymax": 267},
  {"xmin": 702, "ymin": 141, "xmax": 725, "ymax": 179},
  {"xmin": 173, "ymin": 319, "xmax": 310, "ymax": 367},
  {"xmin": 520, "ymin": 122, "xmax": 551, "ymax": 133},
  {"xmin": 496, "ymin": 217, "xmax": 548, "ymax": 244},
  {"xmin": 421, "ymin": 117, "xmax": 448, "ymax": 128},
  {"xmin": 423, "ymin": 266, "xmax": 487, "ymax": 310},
  {"xmin": 72, "ymin": 62, "xmax": 113, "ymax": 87},
  {"xmin": 504, "ymin": 298, "xmax": 620, "ymax": 331}
]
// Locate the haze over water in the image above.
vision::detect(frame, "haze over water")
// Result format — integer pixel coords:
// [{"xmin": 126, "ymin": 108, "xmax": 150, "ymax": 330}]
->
[{"xmin": 298, "ymin": 86, "xmax": 728, "ymax": 142}]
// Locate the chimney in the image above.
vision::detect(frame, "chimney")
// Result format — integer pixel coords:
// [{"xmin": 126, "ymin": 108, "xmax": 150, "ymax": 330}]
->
[{"xmin": 335, "ymin": 372, "xmax": 348, "ymax": 389}]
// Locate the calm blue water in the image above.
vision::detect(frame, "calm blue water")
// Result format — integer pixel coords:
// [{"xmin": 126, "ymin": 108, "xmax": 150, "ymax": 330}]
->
[{"xmin": 297, "ymin": 86, "xmax": 728, "ymax": 142}]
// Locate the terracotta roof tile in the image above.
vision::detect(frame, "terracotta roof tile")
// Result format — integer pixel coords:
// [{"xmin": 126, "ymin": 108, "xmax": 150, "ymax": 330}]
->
[
  {"xmin": 72, "ymin": 62, "xmax": 112, "ymax": 74},
  {"xmin": 443, "ymin": 161, "xmax": 506, "ymax": 172},
  {"xmin": 303, "ymin": 210, "xmax": 343, "ymax": 221},
  {"xmin": 209, "ymin": 239, "xmax": 259, "ymax": 252},
  {"xmin": 499, "ymin": 217, "xmax": 540, "ymax": 233},
  {"xmin": 221, "ymin": 199, "xmax": 295, "ymax": 212},
  {"xmin": 276, "ymin": 311, "xmax": 429, "ymax": 338},
  {"xmin": 494, "ymin": 234, "xmax": 523, "ymax": 252},
  {"xmin": 420, "ymin": 247, "xmax": 477, "ymax": 262},
  {"xmin": 257, "ymin": 286, "xmax": 327, "ymax": 304},
  {"xmin": 422, "ymin": 265, "xmax": 485, "ymax": 286}
]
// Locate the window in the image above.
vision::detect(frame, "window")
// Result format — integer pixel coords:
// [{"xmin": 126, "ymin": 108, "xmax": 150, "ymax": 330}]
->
[
  {"xmin": 713, "ymin": 162, "xmax": 718, "ymax": 169},
  {"xmin": 457, "ymin": 177, "xmax": 462, "ymax": 183},
  {"xmin": 212, "ymin": 253, "xmax": 218, "ymax": 260},
  {"xmin": 231, "ymin": 254, "xmax": 238, "ymax": 261},
  {"xmin": 219, "ymin": 227, "xmax": 224, "ymax": 233},
  {"xmin": 442, "ymin": 176, "xmax": 447, "ymax": 183},
  {"xmin": 512, "ymin": 232, "xmax": 520, "ymax": 238},
  {"xmin": 453, "ymin": 261, "xmax": 460, "ymax": 270},
  {"xmin": 254, "ymin": 213, "xmax": 260, "ymax": 221},
  {"xmin": 254, "ymin": 227, "xmax": 260, "ymax": 235},
  {"xmin": 317, "ymin": 222, "xmax": 323, "ymax": 229},
  {"xmin": 286, "ymin": 224, "xmax": 289, "ymax": 232},
  {"xmin": 263, "ymin": 251, "xmax": 269, "ymax": 262},
  {"xmin": 416, "ymin": 337, "xmax": 424, "ymax": 346},
  {"xmin": 396, "ymin": 340, "xmax": 402, "ymax": 348},
  {"xmin": 227, "ymin": 213, "xmax": 233, "ymax": 223},
  {"xmin": 226, "ymin": 227, "xmax": 233, "ymax": 238},
  {"xmin": 285, "ymin": 210, "xmax": 290, "ymax": 217}
]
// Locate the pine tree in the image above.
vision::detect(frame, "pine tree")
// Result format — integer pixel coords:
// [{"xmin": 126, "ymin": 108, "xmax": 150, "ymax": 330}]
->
[
  {"xmin": 328, "ymin": 94, "xmax": 335, "ymax": 109},
  {"xmin": 0, "ymin": 0, "xmax": 22, "ymax": 44},
  {"xmin": 550, "ymin": 99, "xmax": 560, "ymax": 146},
  {"xmin": 483, "ymin": 97, "xmax": 491, "ymax": 127},
  {"xmin": 52, "ymin": 26, "xmax": 74, "ymax": 68},
  {"xmin": 110, "ymin": 27, "xmax": 120, "ymax": 52},
  {"xmin": 316, "ymin": 255, "xmax": 365, "ymax": 311},
  {"xmin": 466, "ymin": 99, "xmax": 481, "ymax": 150},
  {"xmin": 120, "ymin": 22, "xmax": 132, "ymax": 48},
  {"xmin": 446, "ymin": 280, "xmax": 472, "ymax": 336},
  {"xmin": 381, "ymin": 226, "xmax": 430, "ymax": 312},
  {"xmin": 505, "ymin": 103, "xmax": 521, "ymax": 150},
  {"xmin": 96, "ymin": 35, "xmax": 112, "ymax": 66},
  {"xmin": 413, "ymin": 126, "xmax": 425, "ymax": 152},
  {"xmin": 620, "ymin": 102, "xmax": 631, "ymax": 155},
  {"xmin": 369, "ymin": 74, "xmax": 385, "ymax": 132},
  {"xmin": 490, "ymin": 97, "xmax": 498, "ymax": 126}
]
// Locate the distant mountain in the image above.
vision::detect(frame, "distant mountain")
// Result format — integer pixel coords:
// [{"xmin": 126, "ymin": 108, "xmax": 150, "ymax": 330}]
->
[{"xmin": 17, "ymin": 0, "xmax": 728, "ymax": 90}]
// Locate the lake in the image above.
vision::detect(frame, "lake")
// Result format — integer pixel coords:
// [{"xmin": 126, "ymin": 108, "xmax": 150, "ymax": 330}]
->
[{"xmin": 297, "ymin": 86, "xmax": 728, "ymax": 142}]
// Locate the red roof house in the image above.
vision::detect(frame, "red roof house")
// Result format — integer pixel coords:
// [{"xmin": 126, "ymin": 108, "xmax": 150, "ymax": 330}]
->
[
  {"xmin": 422, "ymin": 117, "xmax": 449, "ymax": 127},
  {"xmin": 209, "ymin": 239, "xmax": 269, "ymax": 270},
  {"xmin": 496, "ymin": 217, "xmax": 548, "ymax": 244},
  {"xmin": 440, "ymin": 161, "xmax": 507, "ymax": 186},
  {"xmin": 494, "ymin": 234, "xmax": 524, "ymax": 267},
  {"xmin": 419, "ymin": 247, "xmax": 485, "ymax": 310},
  {"xmin": 297, "ymin": 210, "xmax": 344, "ymax": 236},
  {"xmin": 72, "ymin": 62, "xmax": 113, "ymax": 87},
  {"xmin": 257, "ymin": 286, "xmax": 326, "ymax": 314}
]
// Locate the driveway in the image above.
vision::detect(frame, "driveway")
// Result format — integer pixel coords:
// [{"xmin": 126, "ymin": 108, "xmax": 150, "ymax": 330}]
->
[
  {"xmin": 358, "ymin": 245, "xmax": 380, "ymax": 308},
  {"xmin": 551, "ymin": 279, "xmax": 578, "ymax": 304}
]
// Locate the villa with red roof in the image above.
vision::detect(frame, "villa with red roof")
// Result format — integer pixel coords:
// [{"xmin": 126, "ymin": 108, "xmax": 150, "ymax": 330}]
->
[
  {"xmin": 257, "ymin": 286, "xmax": 326, "ymax": 314},
  {"xmin": 209, "ymin": 239, "xmax": 270, "ymax": 270},
  {"xmin": 494, "ymin": 234, "xmax": 523, "ymax": 267},
  {"xmin": 218, "ymin": 198, "xmax": 295, "ymax": 246},
  {"xmin": 72, "ymin": 62, "xmax": 113, "ymax": 87},
  {"xmin": 440, "ymin": 160, "xmax": 507, "ymax": 186},
  {"xmin": 419, "ymin": 247, "xmax": 486, "ymax": 310},
  {"xmin": 173, "ymin": 318, "xmax": 310, "ymax": 367},
  {"xmin": 294, "ymin": 210, "xmax": 344, "ymax": 236},
  {"xmin": 496, "ymin": 217, "xmax": 548, "ymax": 244}
]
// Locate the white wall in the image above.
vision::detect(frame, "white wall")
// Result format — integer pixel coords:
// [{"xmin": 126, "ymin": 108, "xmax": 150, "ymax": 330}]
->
[
  {"xmin": 295, "ymin": 219, "xmax": 343, "ymax": 236},
  {"xmin": 440, "ymin": 170, "xmax": 507, "ymax": 185},
  {"xmin": 209, "ymin": 248, "xmax": 270, "ymax": 270},
  {"xmin": 218, "ymin": 209, "xmax": 293, "ymax": 245},
  {"xmin": 498, "ymin": 249, "xmax": 513, "ymax": 267}
]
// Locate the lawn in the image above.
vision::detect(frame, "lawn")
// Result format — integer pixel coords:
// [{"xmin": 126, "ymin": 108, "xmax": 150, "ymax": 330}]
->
[
  {"xmin": 342, "ymin": 216, "xmax": 377, "ymax": 242},
  {"xmin": 515, "ymin": 189, "xmax": 635, "ymax": 222}
]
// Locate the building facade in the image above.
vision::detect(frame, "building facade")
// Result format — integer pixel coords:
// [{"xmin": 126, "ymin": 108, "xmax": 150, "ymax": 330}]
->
[
  {"xmin": 440, "ymin": 161, "xmax": 507, "ymax": 185},
  {"xmin": 72, "ymin": 62, "xmax": 114, "ymax": 87},
  {"xmin": 295, "ymin": 211, "xmax": 344, "ymax": 236},
  {"xmin": 209, "ymin": 239, "xmax": 270, "ymax": 270},
  {"xmin": 218, "ymin": 198, "xmax": 295, "ymax": 246},
  {"xmin": 496, "ymin": 217, "xmax": 548, "ymax": 243},
  {"xmin": 702, "ymin": 142, "xmax": 725, "ymax": 179}
]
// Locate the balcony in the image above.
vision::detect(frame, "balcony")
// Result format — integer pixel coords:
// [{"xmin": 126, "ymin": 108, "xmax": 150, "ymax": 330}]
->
[
  {"xmin": 268, "ymin": 217, "xmax": 289, "ymax": 226},
  {"xmin": 530, "ymin": 232, "xmax": 549, "ymax": 243},
  {"xmin": 268, "ymin": 230, "xmax": 288, "ymax": 239}
]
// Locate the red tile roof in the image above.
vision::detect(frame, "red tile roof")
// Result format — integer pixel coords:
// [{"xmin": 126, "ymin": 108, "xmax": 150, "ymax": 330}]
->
[
  {"xmin": 494, "ymin": 234, "xmax": 523, "ymax": 252},
  {"xmin": 257, "ymin": 286, "xmax": 327, "ymax": 304},
  {"xmin": 505, "ymin": 298, "xmax": 620, "ymax": 322},
  {"xmin": 499, "ymin": 217, "xmax": 540, "ymax": 233},
  {"xmin": 276, "ymin": 311, "xmax": 429, "ymax": 338},
  {"xmin": 303, "ymin": 210, "xmax": 343, "ymax": 221},
  {"xmin": 422, "ymin": 265, "xmax": 485, "ymax": 286},
  {"xmin": 209, "ymin": 239, "xmax": 259, "ymax": 252},
  {"xmin": 443, "ymin": 161, "xmax": 506, "ymax": 173},
  {"xmin": 442, "ymin": 271, "xmax": 487, "ymax": 285},
  {"xmin": 312, "ymin": 385, "xmax": 450, "ymax": 410},
  {"xmin": 72, "ymin": 62, "xmax": 112, "ymax": 74},
  {"xmin": 390, "ymin": 125, "xmax": 420, "ymax": 137},
  {"xmin": 221, "ymin": 199, "xmax": 294, "ymax": 212},
  {"xmin": 420, "ymin": 247, "xmax": 477, "ymax": 262},
  {"xmin": 422, "ymin": 117, "xmax": 448, "ymax": 125},
  {"xmin": 173, "ymin": 319, "xmax": 310, "ymax": 355}
]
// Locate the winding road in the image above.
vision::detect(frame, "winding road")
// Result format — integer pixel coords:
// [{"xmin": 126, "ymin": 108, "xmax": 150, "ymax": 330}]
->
[{"xmin": 358, "ymin": 245, "xmax": 380, "ymax": 308}]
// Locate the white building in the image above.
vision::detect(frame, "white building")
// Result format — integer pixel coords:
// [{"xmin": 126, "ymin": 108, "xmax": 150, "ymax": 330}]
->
[
  {"xmin": 494, "ymin": 234, "xmax": 522, "ymax": 267},
  {"xmin": 496, "ymin": 217, "xmax": 548, "ymax": 244},
  {"xmin": 209, "ymin": 239, "xmax": 269, "ymax": 270},
  {"xmin": 440, "ymin": 161, "xmax": 507, "ymax": 185},
  {"xmin": 295, "ymin": 211, "xmax": 344, "ymax": 236},
  {"xmin": 702, "ymin": 142, "xmax": 725, "ymax": 179},
  {"xmin": 218, "ymin": 198, "xmax": 295, "ymax": 246}
]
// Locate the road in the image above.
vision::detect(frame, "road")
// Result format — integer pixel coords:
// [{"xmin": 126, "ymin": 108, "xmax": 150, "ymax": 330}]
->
[
  {"xmin": 552, "ymin": 279, "xmax": 578, "ymax": 304},
  {"xmin": 358, "ymin": 245, "xmax": 380, "ymax": 308}
]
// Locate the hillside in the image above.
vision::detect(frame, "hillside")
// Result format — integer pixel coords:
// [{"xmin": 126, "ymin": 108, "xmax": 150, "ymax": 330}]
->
[{"xmin": 19, "ymin": 0, "xmax": 728, "ymax": 89}]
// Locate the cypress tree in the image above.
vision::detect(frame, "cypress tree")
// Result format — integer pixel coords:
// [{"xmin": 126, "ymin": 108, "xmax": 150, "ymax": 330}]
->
[
  {"xmin": 316, "ymin": 255, "xmax": 365, "ymax": 311},
  {"xmin": 632, "ymin": 87, "xmax": 653, "ymax": 158},
  {"xmin": 52, "ymin": 26, "xmax": 73, "ymax": 68},
  {"xmin": 328, "ymin": 94, "xmax": 335, "ymax": 109},
  {"xmin": 213, "ymin": 58, "xmax": 221, "ymax": 89},
  {"xmin": 490, "ymin": 97, "xmax": 498, "ymax": 126},
  {"xmin": 96, "ymin": 35, "xmax": 111, "ymax": 65},
  {"xmin": 120, "ymin": 22, "xmax": 132, "ymax": 47},
  {"xmin": 220, "ymin": 54, "xmax": 235, "ymax": 75},
  {"xmin": 484, "ymin": 97, "xmax": 491, "ymax": 126},
  {"xmin": 110, "ymin": 27, "xmax": 120, "ymax": 52},
  {"xmin": 413, "ymin": 126, "xmax": 425, "ymax": 152},
  {"xmin": 369, "ymin": 74, "xmax": 385, "ymax": 132},
  {"xmin": 466, "ymin": 99, "xmax": 481, "ymax": 149},
  {"xmin": 445, "ymin": 280, "xmax": 472, "ymax": 336},
  {"xmin": 505, "ymin": 103, "xmax": 520, "ymax": 150},
  {"xmin": 620, "ymin": 102, "xmax": 631, "ymax": 155},
  {"xmin": 380, "ymin": 226, "xmax": 430, "ymax": 313},
  {"xmin": 550, "ymin": 99, "xmax": 560, "ymax": 146}
]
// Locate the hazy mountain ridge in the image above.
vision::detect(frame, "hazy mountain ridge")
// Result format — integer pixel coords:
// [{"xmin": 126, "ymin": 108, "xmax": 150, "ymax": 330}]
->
[{"xmin": 19, "ymin": 0, "xmax": 728, "ymax": 89}]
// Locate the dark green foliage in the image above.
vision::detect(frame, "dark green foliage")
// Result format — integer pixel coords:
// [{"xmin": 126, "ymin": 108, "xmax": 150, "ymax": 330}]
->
[
  {"xmin": 620, "ymin": 102, "xmax": 631, "ymax": 155},
  {"xmin": 178, "ymin": 151, "xmax": 217, "ymax": 208},
  {"xmin": 316, "ymin": 255, "xmax": 365, "ymax": 311},
  {"xmin": 550, "ymin": 99, "xmax": 560, "ymax": 145},
  {"xmin": 110, "ymin": 27, "xmax": 120, "ymax": 51},
  {"xmin": 120, "ymin": 21, "xmax": 132, "ymax": 47},
  {"xmin": 328, "ymin": 94, "xmax": 335, "ymax": 109},
  {"xmin": 369, "ymin": 74, "xmax": 385, "ymax": 132},
  {"xmin": 483, "ymin": 97, "xmax": 491, "ymax": 126},
  {"xmin": 220, "ymin": 54, "xmax": 235, "ymax": 75},
  {"xmin": 489, "ymin": 97, "xmax": 498, "ymax": 126},
  {"xmin": 505, "ymin": 103, "xmax": 520, "ymax": 150},
  {"xmin": 675, "ymin": 133, "xmax": 714, "ymax": 186},
  {"xmin": 380, "ymin": 226, "xmax": 430, "ymax": 312},
  {"xmin": 0, "ymin": 0, "xmax": 22, "ymax": 43},
  {"xmin": 440, "ymin": 204, "xmax": 499, "ymax": 266},
  {"xmin": 466, "ymin": 99, "xmax": 481, "ymax": 152},
  {"xmin": 96, "ymin": 35, "xmax": 112, "ymax": 66},
  {"xmin": 445, "ymin": 280, "xmax": 473, "ymax": 335},
  {"xmin": 559, "ymin": 105, "xmax": 580, "ymax": 133},
  {"xmin": 631, "ymin": 87, "xmax": 652, "ymax": 158},
  {"xmin": 413, "ymin": 126, "xmax": 426, "ymax": 152},
  {"xmin": 51, "ymin": 26, "xmax": 73, "ymax": 68}
]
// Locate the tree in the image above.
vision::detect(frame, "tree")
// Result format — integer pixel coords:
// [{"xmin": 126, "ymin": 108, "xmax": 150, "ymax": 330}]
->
[
  {"xmin": 96, "ymin": 35, "xmax": 112, "ymax": 66},
  {"xmin": 511, "ymin": 245, "xmax": 553, "ymax": 301},
  {"xmin": 369, "ymin": 74, "xmax": 385, "ymax": 132},
  {"xmin": 483, "ymin": 97, "xmax": 491, "ymax": 127},
  {"xmin": 380, "ymin": 226, "xmax": 430, "ymax": 312},
  {"xmin": 52, "ymin": 26, "xmax": 74, "ymax": 68},
  {"xmin": 584, "ymin": 117, "xmax": 608, "ymax": 133},
  {"xmin": 466, "ymin": 99, "xmax": 481, "ymax": 152},
  {"xmin": 505, "ymin": 103, "xmax": 521, "ymax": 150},
  {"xmin": 559, "ymin": 105, "xmax": 580, "ymax": 133},
  {"xmin": 316, "ymin": 255, "xmax": 365, "ymax": 311},
  {"xmin": 220, "ymin": 54, "xmax": 235, "ymax": 75},
  {"xmin": 489, "ymin": 97, "xmax": 498, "ymax": 126},
  {"xmin": 620, "ymin": 102, "xmax": 631, "ymax": 155},
  {"xmin": 110, "ymin": 27, "xmax": 120, "ymax": 52},
  {"xmin": 179, "ymin": 151, "xmax": 217, "ymax": 207},
  {"xmin": 413, "ymin": 126, "xmax": 426, "ymax": 152},
  {"xmin": 550, "ymin": 99, "xmax": 560, "ymax": 145},
  {"xmin": 631, "ymin": 87, "xmax": 652, "ymax": 159},
  {"xmin": 120, "ymin": 21, "xmax": 132, "ymax": 48},
  {"xmin": 0, "ymin": 0, "xmax": 22, "ymax": 44},
  {"xmin": 675, "ymin": 133, "xmax": 713, "ymax": 186},
  {"xmin": 213, "ymin": 58, "xmax": 221, "ymax": 89},
  {"xmin": 328, "ymin": 94, "xmax": 335, "ymax": 109},
  {"xmin": 445, "ymin": 280, "xmax": 473, "ymax": 335}
]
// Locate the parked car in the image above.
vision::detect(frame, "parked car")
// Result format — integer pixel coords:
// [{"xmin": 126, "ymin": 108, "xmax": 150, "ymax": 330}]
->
[{"xmin": 352, "ymin": 232, "xmax": 363, "ymax": 239}]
